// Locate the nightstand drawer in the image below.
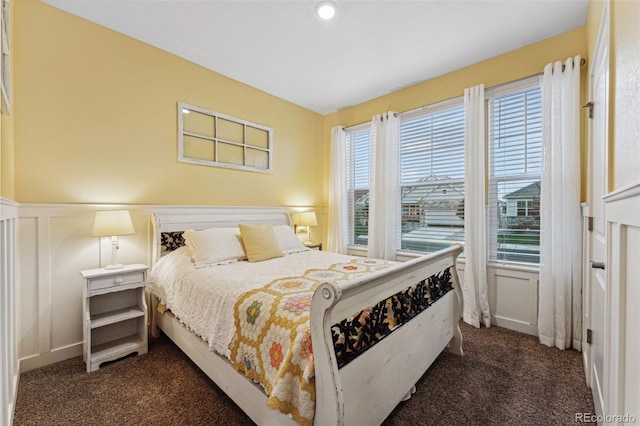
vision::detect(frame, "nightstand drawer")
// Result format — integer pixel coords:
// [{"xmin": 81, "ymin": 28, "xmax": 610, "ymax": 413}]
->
[{"xmin": 88, "ymin": 271, "xmax": 145, "ymax": 292}]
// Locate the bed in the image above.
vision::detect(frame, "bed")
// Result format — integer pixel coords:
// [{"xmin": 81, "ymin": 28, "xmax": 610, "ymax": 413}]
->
[{"xmin": 147, "ymin": 207, "xmax": 464, "ymax": 425}]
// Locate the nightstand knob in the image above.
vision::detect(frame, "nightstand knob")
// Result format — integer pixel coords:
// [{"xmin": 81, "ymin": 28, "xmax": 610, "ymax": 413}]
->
[{"xmin": 114, "ymin": 277, "xmax": 124, "ymax": 284}]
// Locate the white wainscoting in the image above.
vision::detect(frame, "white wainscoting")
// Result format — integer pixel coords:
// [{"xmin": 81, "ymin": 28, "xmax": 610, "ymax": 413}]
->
[
  {"xmin": 487, "ymin": 264, "xmax": 539, "ymax": 335},
  {"xmin": 1, "ymin": 198, "xmax": 19, "ymax": 426},
  {"xmin": 602, "ymin": 181, "xmax": 640, "ymax": 420}
]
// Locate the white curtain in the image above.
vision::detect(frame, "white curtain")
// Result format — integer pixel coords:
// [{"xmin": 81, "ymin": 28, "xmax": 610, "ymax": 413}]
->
[
  {"xmin": 368, "ymin": 112, "xmax": 400, "ymax": 260},
  {"xmin": 539, "ymin": 56, "xmax": 582, "ymax": 350},
  {"xmin": 327, "ymin": 126, "xmax": 348, "ymax": 254},
  {"xmin": 463, "ymin": 84, "xmax": 491, "ymax": 328}
]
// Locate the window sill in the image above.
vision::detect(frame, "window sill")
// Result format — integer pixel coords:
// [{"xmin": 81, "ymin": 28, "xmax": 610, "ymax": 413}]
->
[
  {"xmin": 487, "ymin": 261, "xmax": 540, "ymax": 274},
  {"xmin": 348, "ymin": 246, "xmax": 540, "ymax": 274}
]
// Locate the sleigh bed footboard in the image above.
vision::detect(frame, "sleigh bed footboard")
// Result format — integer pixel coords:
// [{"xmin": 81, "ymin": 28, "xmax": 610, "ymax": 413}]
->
[{"xmin": 310, "ymin": 244, "xmax": 463, "ymax": 426}]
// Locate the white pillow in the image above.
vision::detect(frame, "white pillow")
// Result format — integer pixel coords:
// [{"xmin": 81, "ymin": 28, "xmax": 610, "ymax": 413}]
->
[
  {"xmin": 273, "ymin": 225, "xmax": 308, "ymax": 254},
  {"xmin": 183, "ymin": 227, "xmax": 246, "ymax": 268}
]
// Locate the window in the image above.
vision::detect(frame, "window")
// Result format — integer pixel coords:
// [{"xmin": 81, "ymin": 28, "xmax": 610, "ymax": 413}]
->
[
  {"xmin": 178, "ymin": 102, "xmax": 273, "ymax": 173},
  {"xmin": 345, "ymin": 124, "xmax": 371, "ymax": 247},
  {"xmin": 342, "ymin": 79, "xmax": 541, "ymax": 263},
  {"xmin": 488, "ymin": 78, "xmax": 542, "ymax": 264},
  {"xmin": 399, "ymin": 100, "xmax": 465, "ymax": 253},
  {"xmin": 344, "ymin": 100, "xmax": 465, "ymax": 253}
]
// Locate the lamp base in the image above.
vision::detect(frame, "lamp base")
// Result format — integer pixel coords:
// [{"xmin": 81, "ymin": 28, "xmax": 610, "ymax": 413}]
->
[{"xmin": 104, "ymin": 263, "xmax": 125, "ymax": 270}]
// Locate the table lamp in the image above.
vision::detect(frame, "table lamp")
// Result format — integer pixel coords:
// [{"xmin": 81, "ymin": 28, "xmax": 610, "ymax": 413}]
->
[
  {"xmin": 92, "ymin": 210, "xmax": 135, "ymax": 270},
  {"xmin": 298, "ymin": 211, "xmax": 318, "ymax": 244}
]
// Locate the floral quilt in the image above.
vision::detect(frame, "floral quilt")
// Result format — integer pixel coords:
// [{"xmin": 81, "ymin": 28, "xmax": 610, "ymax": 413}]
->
[{"xmin": 229, "ymin": 258, "xmax": 393, "ymax": 426}]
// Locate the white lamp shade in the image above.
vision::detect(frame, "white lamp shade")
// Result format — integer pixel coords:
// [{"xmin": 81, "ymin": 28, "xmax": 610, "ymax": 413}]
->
[
  {"xmin": 92, "ymin": 210, "xmax": 135, "ymax": 237},
  {"xmin": 298, "ymin": 212, "xmax": 318, "ymax": 227}
]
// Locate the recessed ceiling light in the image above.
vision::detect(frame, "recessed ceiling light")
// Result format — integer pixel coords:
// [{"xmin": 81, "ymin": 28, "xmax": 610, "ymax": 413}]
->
[{"xmin": 316, "ymin": 0, "xmax": 337, "ymax": 20}]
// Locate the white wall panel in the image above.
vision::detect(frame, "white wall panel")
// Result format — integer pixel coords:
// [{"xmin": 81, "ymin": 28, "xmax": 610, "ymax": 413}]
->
[
  {"xmin": 17, "ymin": 217, "xmax": 38, "ymax": 358},
  {"xmin": 1, "ymin": 198, "xmax": 19, "ymax": 426},
  {"xmin": 624, "ymin": 226, "xmax": 639, "ymax": 417},
  {"xmin": 603, "ymin": 181, "xmax": 640, "ymax": 420},
  {"xmin": 488, "ymin": 265, "xmax": 539, "ymax": 335},
  {"xmin": 50, "ymin": 215, "xmax": 93, "ymax": 350}
]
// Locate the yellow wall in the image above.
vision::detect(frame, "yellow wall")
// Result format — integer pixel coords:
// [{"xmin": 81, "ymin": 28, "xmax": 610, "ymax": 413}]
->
[
  {"xmin": 17, "ymin": 1, "xmax": 626, "ymax": 211},
  {"xmin": 610, "ymin": 0, "xmax": 640, "ymax": 190},
  {"xmin": 1, "ymin": 115, "xmax": 15, "ymax": 200},
  {"xmin": 322, "ymin": 27, "xmax": 589, "ymax": 210},
  {"xmin": 14, "ymin": 1, "xmax": 324, "ymax": 207}
]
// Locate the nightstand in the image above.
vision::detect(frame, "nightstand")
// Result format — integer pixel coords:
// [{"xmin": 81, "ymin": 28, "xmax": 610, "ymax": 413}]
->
[
  {"xmin": 81, "ymin": 264, "xmax": 148, "ymax": 372},
  {"xmin": 304, "ymin": 242, "xmax": 323, "ymax": 251}
]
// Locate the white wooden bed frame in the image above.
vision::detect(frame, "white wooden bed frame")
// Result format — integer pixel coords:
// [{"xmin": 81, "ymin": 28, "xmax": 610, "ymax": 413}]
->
[{"xmin": 149, "ymin": 207, "xmax": 464, "ymax": 426}]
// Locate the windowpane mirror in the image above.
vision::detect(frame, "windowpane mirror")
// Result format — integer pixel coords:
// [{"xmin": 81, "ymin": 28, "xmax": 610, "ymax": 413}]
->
[{"xmin": 178, "ymin": 102, "xmax": 273, "ymax": 173}]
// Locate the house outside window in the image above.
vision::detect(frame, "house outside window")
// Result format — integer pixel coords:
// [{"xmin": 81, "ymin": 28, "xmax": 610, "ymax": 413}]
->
[
  {"xmin": 344, "ymin": 99, "xmax": 465, "ymax": 254},
  {"xmin": 487, "ymin": 77, "xmax": 542, "ymax": 264},
  {"xmin": 399, "ymin": 99, "xmax": 465, "ymax": 254}
]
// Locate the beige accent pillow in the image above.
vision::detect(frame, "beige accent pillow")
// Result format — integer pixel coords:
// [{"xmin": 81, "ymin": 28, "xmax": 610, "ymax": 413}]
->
[{"xmin": 239, "ymin": 223, "xmax": 284, "ymax": 262}]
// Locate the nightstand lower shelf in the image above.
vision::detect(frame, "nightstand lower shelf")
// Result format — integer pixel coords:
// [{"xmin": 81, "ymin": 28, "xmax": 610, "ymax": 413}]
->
[{"xmin": 89, "ymin": 335, "xmax": 146, "ymax": 372}]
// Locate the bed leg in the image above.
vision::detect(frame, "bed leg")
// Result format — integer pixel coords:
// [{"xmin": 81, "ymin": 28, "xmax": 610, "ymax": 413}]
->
[
  {"xmin": 401, "ymin": 385, "xmax": 417, "ymax": 402},
  {"xmin": 448, "ymin": 322, "xmax": 464, "ymax": 356}
]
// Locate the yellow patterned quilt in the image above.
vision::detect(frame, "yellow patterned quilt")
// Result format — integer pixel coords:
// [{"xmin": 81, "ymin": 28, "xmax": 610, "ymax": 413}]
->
[{"xmin": 229, "ymin": 258, "xmax": 393, "ymax": 425}]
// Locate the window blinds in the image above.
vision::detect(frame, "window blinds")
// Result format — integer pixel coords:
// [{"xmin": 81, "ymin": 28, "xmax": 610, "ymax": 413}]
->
[
  {"xmin": 488, "ymin": 86, "xmax": 542, "ymax": 264},
  {"xmin": 399, "ymin": 105, "xmax": 465, "ymax": 253},
  {"xmin": 346, "ymin": 126, "xmax": 371, "ymax": 247}
]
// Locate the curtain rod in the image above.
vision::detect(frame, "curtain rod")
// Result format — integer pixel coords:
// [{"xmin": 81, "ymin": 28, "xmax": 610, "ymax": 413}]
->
[
  {"xmin": 401, "ymin": 95, "xmax": 463, "ymax": 116},
  {"xmin": 561, "ymin": 58, "xmax": 586, "ymax": 72},
  {"xmin": 348, "ymin": 57, "xmax": 586, "ymax": 127}
]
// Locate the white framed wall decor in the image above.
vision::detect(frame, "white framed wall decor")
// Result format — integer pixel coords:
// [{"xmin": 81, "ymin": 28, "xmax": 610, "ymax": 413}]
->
[{"xmin": 178, "ymin": 102, "xmax": 273, "ymax": 173}]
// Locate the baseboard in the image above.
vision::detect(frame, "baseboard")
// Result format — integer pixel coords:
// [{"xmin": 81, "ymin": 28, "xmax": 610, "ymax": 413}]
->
[
  {"xmin": 492, "ymin": 315, "xmax": 538, "ymax": 336},
  {"xmin": 19, "ymin": 342, "xmax": 82, "ymax": 373},
  {"xmin": 582, "ymin": 349, "xmax": 591, "ymax": 387}
]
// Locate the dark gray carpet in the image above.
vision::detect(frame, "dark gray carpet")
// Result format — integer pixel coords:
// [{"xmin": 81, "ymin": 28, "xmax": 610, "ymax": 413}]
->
[{"xmin": 14, "ymin": 322, "xmax": 594, "ymax": 425}]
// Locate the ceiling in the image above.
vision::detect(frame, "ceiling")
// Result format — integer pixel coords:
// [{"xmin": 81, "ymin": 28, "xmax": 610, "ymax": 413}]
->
[{"xmin": 43, "ymin": 0, "xmax": 589, "ymax": 115}]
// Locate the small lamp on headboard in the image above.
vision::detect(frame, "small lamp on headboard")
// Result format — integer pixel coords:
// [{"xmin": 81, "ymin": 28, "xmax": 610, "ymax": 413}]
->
[
  {"xmin": 92, "ymin": 210, "xmax": 135, "ymax": 270},
  {"xmin": 298, "ymin": 211, "xmax": 318, "ymax": 244}
]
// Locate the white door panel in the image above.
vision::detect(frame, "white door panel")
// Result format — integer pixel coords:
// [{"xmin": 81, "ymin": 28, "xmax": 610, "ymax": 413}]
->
[{"xmin": 586, "ymin": 4, "xmax": 608, "ymax": 418}]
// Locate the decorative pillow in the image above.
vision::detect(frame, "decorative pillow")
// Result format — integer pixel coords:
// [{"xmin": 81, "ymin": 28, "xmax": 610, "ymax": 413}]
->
[
  {"xmin": 161, "ymin": 231, "xmax": 186, "ymax": 254},
  {"xmin": 238, "ymin": 223, "xmax": 284, "ymax": 263},
  {"xmin": 273, "ymin": 225, "xmax": 308, "ymax": 254},
  {"xmin": 182, "ymin": 227, "xmax": 246, "ymax": 268}
]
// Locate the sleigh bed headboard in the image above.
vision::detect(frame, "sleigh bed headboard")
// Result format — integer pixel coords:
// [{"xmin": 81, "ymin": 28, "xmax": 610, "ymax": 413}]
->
[{"xmin": 150, "ymin": 206, "xmax": 293, "ymax": 264}]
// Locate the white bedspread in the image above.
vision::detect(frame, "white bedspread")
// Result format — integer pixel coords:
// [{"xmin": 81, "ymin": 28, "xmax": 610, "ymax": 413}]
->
[{"xmin": 148, "ymin": 247, "xmax": 377, "ymax": 359}]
